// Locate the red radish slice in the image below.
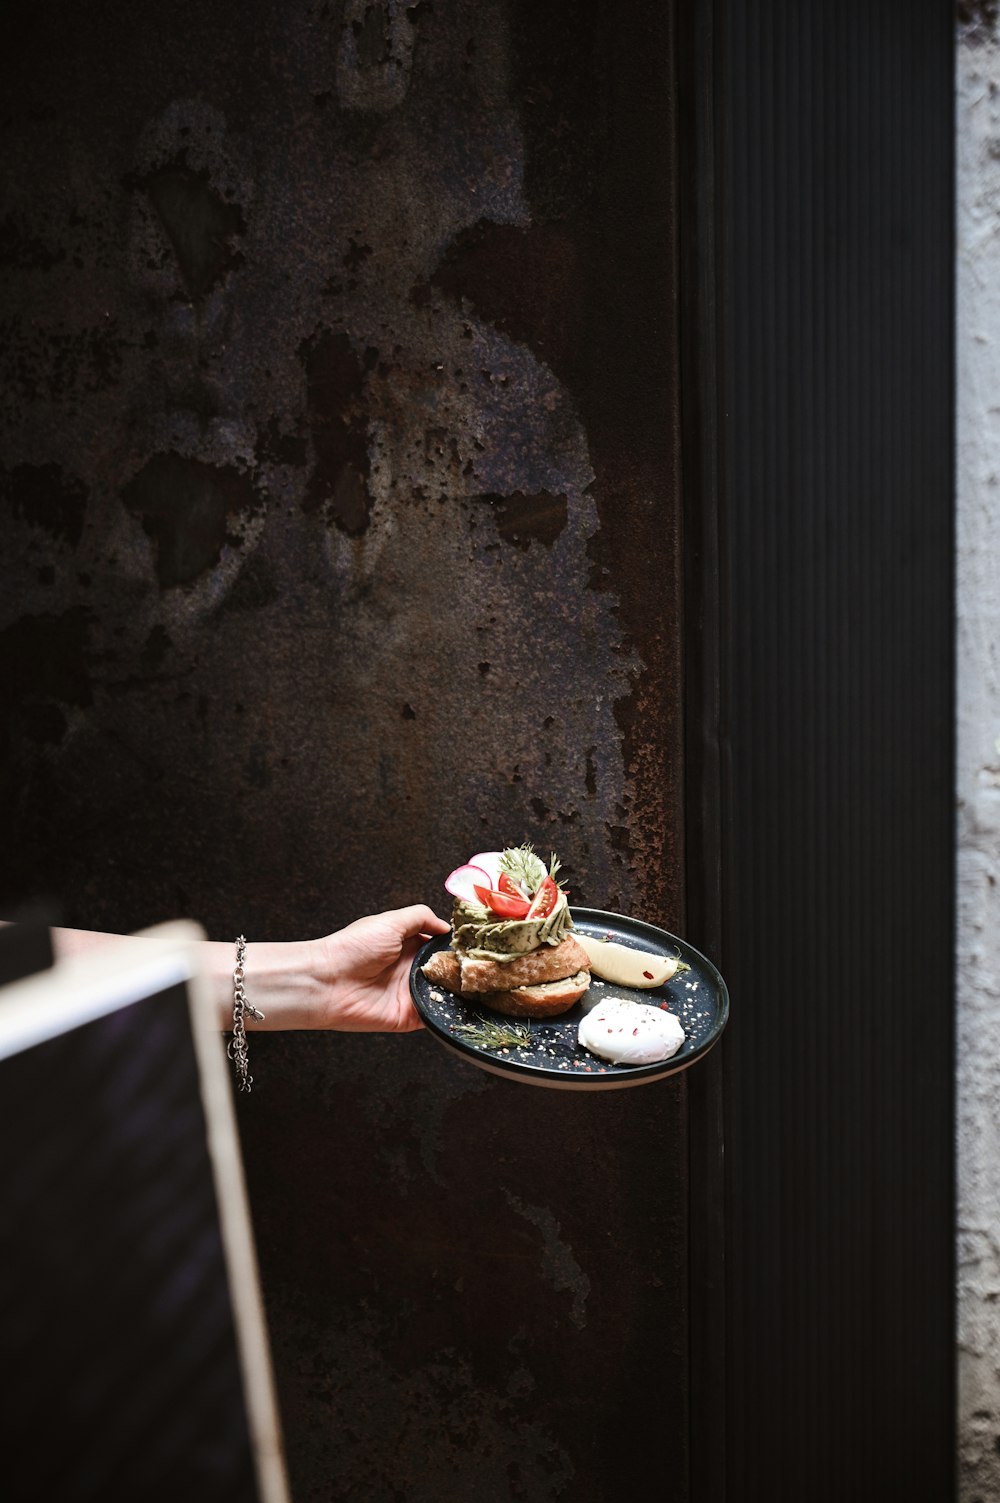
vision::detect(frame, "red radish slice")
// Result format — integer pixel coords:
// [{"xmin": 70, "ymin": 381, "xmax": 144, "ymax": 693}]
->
[
  {"xmin": 468, "ymin": 850, "xmax": 504, "ymax": 886},
  {"xmin": 445, "ymin": 863, "xmax": 491, "ymax": 903}
]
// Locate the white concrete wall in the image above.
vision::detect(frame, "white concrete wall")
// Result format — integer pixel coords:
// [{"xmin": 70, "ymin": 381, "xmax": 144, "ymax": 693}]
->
[{"xmin": 958, "ymin": 19, "xmax": 1000, "ymax": 1501}]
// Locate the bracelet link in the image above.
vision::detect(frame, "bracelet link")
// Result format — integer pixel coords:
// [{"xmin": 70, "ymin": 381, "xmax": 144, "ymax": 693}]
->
[{"xmin": 228, "ymin": 934, "xmax": 264, "ymax": 1092}]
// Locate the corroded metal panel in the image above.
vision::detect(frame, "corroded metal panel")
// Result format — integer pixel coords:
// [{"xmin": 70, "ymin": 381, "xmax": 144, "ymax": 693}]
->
[{"xmin": 0, "ymin": 0, "xmax": 686, "ymax": 1495}]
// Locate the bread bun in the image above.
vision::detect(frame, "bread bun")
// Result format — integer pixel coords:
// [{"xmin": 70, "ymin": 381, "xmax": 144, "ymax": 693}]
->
[
  {"xmin": 477, "ymin": 971, "xmax": 592, "ymax": 1018},
  {"xmin": 457, "ymin": 935, "xmax": 590, "ymax": 993},
  {"xmin": 421, "ymin": 947, "xmax": 591, "ymax": 1018}
]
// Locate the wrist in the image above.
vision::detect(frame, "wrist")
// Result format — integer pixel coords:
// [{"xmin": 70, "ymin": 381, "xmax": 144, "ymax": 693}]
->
[{"xmin": 208, "ymin": 937, "xmax": 326, "ymax": 1031}]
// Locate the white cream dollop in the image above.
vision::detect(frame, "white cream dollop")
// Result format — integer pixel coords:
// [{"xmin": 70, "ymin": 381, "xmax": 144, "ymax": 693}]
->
[{"xmin": 577, "ymin": 997, "xmax": 685, "ymax": 1066}]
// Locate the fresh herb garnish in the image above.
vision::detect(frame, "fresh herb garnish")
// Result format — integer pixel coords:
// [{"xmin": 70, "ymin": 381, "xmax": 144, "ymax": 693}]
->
[
  {"xmin": 454, "ymin": 1015, "xmax": 534, "ymax": 1050},
  {"xmin": 498, "ymin": 843, "xmax": 547, "ymax": 894},
  {"xmin": 498, "ymin": 842, "xmax": 564, "ymax": 896}
]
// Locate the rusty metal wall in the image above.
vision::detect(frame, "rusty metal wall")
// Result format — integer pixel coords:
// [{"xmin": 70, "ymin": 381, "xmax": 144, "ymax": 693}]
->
[{"xmin": 1, "ymin": 0, "xmax": 687, "ymax": 1496}]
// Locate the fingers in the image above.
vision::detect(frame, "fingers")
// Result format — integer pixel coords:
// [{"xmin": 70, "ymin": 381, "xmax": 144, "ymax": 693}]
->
[{"xmin": 390, "ymin": 903, "xmax": 451, "ymax": 938}]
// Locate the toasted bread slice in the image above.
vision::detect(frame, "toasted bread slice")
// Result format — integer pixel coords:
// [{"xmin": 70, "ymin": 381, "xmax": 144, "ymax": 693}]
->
[
  {"xmin": 478, "ymin": 970, "xmax": 591, "ymax": 1018},
  {"xmin": 421, "ymin": 949, "xmax": 462, "ymax": 991},
  {"xmin": 421, "ymin": 941, "xmax": 591, "ymax": 1019},
  {"xmin": 457, "ymin": 935, "xmax": 591, "ymax": 993}
]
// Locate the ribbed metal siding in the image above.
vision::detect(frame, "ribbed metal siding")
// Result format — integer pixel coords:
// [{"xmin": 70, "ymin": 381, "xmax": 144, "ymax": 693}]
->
[{"xmin": 717, "ymin": 2, "xmax": 955, "ymax": 1498}]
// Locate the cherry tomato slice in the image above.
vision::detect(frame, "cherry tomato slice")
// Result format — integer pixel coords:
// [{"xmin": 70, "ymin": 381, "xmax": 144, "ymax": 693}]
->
[
  {"xmin": 526, "ymin": 874, "xmax": 560, "ymax": 920},
  {"xmin": 498, "ymin": 872, "xmax": 526, "ymax": 899},
  {"xmin": 473, "ymin": 883, "xmax": 531, "ymax": 919}
]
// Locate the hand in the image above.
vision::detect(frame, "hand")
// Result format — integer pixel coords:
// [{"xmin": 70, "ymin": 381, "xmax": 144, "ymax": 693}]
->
[{"xmin": 318, "ymin": 904, "xmax": 451, "ymax": 1032}]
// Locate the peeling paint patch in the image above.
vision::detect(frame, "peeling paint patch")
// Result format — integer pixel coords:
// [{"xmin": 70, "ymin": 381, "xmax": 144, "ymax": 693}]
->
[
  {"xmin": 136, "ymin": 162, "xmax": 245, "ymax": 301},
  {"xmin": 121, "ymin": 452, "xmax": 257, "ymax": 587},
  {"xmin": 255, "ymin": 418, "xmax": 308, "ymax": 469},
  {"xmin": 504, "ymin": 1190, "xmax": 590, "ymax": 1328},
  {"xmin": 585, "ymin": 745, "xmax": 597, "ymax": 797},
  {"xmin": 432, "ymin": 219, "xmax": 581, "ymax": 379},
  {"xmin": 301, "ymin": 328, "xmax": 373, "ymax": 534},
  {"xmin": 140, "ymin": 624, "xmax": 173, "ymax": 673},
  {"xmin": 480, "ymin": 489, "xmax": 567, "ymax": 549},
  {"xmin": 336, "ymin": 0, "xmax": 426, "ymax": 114}
]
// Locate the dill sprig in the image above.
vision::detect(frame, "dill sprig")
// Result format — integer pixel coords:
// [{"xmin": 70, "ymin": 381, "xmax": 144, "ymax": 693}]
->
[
  {"xmin": 499, "ymin": 843, "xmax": 547, "ymax": 893},
  {"xmin": 454, "ymin": 1014, "xmax": 534, "ymax": 1050},
  {"xmin": 670, "ymin": 948, "xmax": 692, "ymax": 975},
  {"xmin": 499, "ymin": 842, "xmax": 565, "ymax": 895}
]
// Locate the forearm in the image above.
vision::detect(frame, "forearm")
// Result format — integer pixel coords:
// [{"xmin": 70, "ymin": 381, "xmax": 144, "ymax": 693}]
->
[
  {"xmin": 47, "ymin": 927, "xmax": 327, "ymax": 1032},
  {"xmin": 12, "ymin": 902, "xmax": 446, "ymax": 1034}
]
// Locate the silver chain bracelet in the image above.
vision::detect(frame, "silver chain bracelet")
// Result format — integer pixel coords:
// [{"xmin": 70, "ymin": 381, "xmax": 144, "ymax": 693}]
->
[{"xmin": 227, "ymin": 935, "xmax": 264, "ymax": 1092}]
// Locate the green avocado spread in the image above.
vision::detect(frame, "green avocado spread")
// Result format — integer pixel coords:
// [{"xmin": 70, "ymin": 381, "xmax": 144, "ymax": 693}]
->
[{"xmin": 450, "ymin": 890, "xmax": 573, "ymax": 962}]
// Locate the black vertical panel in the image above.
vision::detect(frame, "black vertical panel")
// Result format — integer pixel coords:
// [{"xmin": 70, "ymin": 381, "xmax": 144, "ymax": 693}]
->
[{"xmin": 711, "ymin": 2, "xmax": 955, "ymax": 1498}]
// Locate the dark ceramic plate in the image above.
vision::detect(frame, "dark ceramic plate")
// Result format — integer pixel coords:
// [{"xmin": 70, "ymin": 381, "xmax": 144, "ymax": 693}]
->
[{"xmin": 410, "ymin": 907, "xmax": 729, "ymax": 1091}]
